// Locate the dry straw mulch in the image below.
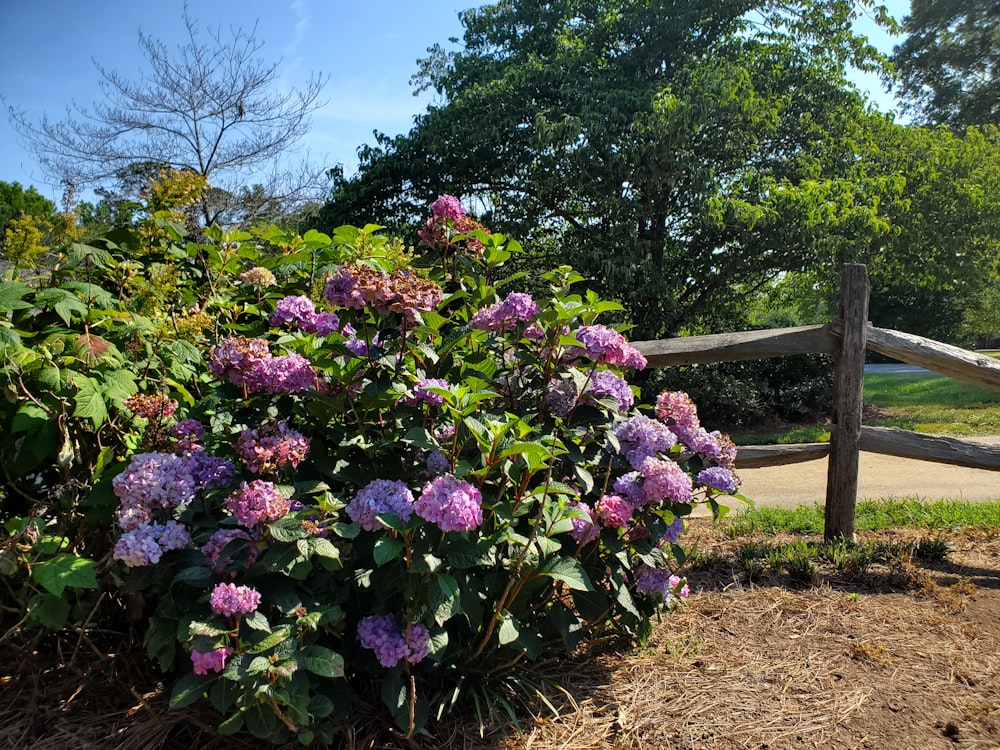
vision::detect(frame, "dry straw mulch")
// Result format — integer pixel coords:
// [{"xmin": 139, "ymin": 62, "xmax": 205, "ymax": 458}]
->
[{"xmin": 4, "ymin": 524, "xmax": 1000, "ymax": 750}]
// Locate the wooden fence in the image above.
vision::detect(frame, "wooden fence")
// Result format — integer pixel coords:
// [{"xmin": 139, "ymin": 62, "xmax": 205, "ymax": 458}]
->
[{"xmin": 632, "ymin": 264, "xmax": 1000, "ymax": 541}]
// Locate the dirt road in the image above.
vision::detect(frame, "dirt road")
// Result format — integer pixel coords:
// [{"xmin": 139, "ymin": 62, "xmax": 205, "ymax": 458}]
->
[{"xmin": 731, "ymin": 435, "xmax": 1000, "ymax": 510}]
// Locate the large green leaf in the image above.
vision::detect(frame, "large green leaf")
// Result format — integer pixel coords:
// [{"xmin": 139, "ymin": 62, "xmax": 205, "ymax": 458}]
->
[
  {"xmin": 30, "ymin": 554, "xmax": 98, "ymax": 596},
  {"xmin": 0, "ymin": 281, "xmax": 32, "ymax": 313},
  {"xmin": 536, "ymin": 556, "xmax": 594, "ymax": 592},
  {"xmin": 71, "ymin": 373, "xmax": 108, "ymax": 428},
  {"xmin": 298, "ymin": 645, "xmax": 345, "ymax": 678}
]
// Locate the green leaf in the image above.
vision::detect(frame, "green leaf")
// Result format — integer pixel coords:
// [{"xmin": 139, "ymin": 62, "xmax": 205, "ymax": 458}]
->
[
  {"xmin": 217, "ymin": 712, "xmax": 244, "ymax": 736},
  {"xmin": 0, "ymin": 281, "xmax": 31, "ymax": 313},
  {"xmin": 246, "ymin": 626, "xmax": 293, "ymax": 655},
  {"xmin": 298, "ymin": 645, "xmax": 345, "ymax": 678},
  {"xmin": 268, "ymin": 516, "xmax": 308, "ymax": 542},
  {"xmin": 0, "ymin": 325, "xmax": 21, "ymax": 351},
  {"xmin": 30, "ymin": 554, "xmax": 97, "ymax": 596},
  {"xmin": 100, "ymin": 369, "xmax": 138, "ymax": 406},
  {"xmin": 536, "ymin": 556, "xmax": 594, "ymax": 592},
  {"xmin": 309, "ymin": 537, "xmax": 341, "ymax": 560},
  {"xmin": 403, "ymin": 427, "xmax": 439, "ymax": 451},
  {"xmin": 244, "ymin": 611, "xmax": 271, "ymax": 632},
  {"xmin": 169, "ymin": 673, "xmax": 215, "ymax": 709},
  {"xmin": 431, "ymin": 573, "xmax": 462, "ymax": 626},
  {"xmin": 26, "ymin": 593, "xmax": 70, "ymax": 628},
  {"xmin": 373, "ymin": 536, "xmax": 404, "ymax": 566},
  {"xmin": 71, "ymin": 374, "xmax": 108, "ymax": 429},
  {"xmin": 498, "ymin": 612, "xmax": 520, "ymax": 645}
]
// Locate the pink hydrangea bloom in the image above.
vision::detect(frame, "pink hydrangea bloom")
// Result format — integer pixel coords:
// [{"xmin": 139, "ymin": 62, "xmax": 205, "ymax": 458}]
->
[
  {"xmin": 415, "ymin": 475, "xmax": 483, "ymax": 532},
  {"xmin": 237, "ymin": 421, "xmax": 310, "ymax": 474},
  {"xmin": 431, "ymin": 195, "xmax": 465, "ymax": 222},
  {"xmin": 595, "ymin": 494, "xmax": 634, "ymax": 528},
  {"xmin": 655, "ymin": 391, "xmax": 700, "ymax": 431},
  {"xmin": 209, "ymin": 582, "xmax": 261, "ymax": 617},
  {"xmin": 572, "ymin": 325, "xmax": 647, "ymax": 369},
  {"xmin": 346, "ymin": 479, "xmax": 415, "ymax": 531},
  {"xmin": 639, "ymin": 456, "xmax": 694, "ymax": 504},
  {"xmin": 226, "ymin": 480, "xmax": 291, "ymax": 527},
  {"xmin": 191, "ymin": 647, "xmax": 233, "ymax": 675}
]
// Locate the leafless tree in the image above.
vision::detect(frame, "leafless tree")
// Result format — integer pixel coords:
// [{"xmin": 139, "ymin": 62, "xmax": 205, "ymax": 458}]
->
[{"xmin": 7, "ymin": 8, "xmax": 328, "ymax": 225}]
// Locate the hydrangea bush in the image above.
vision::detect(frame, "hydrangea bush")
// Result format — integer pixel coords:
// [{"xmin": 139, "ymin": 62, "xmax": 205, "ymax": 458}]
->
[{"xmin": 101, "ymin": 198, "xmax": 743, "ymax": 744}]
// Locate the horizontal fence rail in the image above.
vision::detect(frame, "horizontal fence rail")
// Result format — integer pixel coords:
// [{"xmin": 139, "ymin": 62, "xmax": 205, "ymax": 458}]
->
[{"xmin": 632, "ymin": 264, "xmax": 1000, "ymax": 540}]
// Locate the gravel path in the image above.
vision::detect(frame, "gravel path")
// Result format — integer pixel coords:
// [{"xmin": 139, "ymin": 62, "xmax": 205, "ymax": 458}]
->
[{"xmin": 731, "ymin": 435, "xmax": 1000, "ymax": 510}]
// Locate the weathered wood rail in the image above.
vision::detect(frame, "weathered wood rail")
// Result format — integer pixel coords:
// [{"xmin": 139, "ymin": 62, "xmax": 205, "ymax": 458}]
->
[{"xmin": 632, "ymin": 264, "xmax": 1000, "ymax": 541}]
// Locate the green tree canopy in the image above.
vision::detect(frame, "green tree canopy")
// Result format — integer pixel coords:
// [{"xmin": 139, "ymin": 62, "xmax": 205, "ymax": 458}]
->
[
  {"xmin": 318, "ymin": 0, "xmax": 896, "ymax": 340},
  {"xmin": 891, "ymin": 0, "xmax": 1000, "ymax": 129}
]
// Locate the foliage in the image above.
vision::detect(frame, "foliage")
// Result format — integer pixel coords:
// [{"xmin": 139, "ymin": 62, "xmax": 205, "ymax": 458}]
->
[
  {"xmin": 891, "ymin": 0, "xmax": 1000, "ymax": 129},
  {"xmin": 5, "ymin": 10, "xmax": 326, "ymax": 225},
  {"xmin": 317, "ymin": 0, "xmax": 895, "ymax": 342},
  {"xmin": 1, "ymin": 196, "xmax": 744, "ymax": 742},
  {"xmin": 863, "ymin": 372, "xmax": 1000, "ymax": 436}
]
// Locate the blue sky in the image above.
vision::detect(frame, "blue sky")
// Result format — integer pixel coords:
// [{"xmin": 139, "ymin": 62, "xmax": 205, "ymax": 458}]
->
[{"xmin": 0, "ymin": 0, "xmax": 908, "ymax": 204}]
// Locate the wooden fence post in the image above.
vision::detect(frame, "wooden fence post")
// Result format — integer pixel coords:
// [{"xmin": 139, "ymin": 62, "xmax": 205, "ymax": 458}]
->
[{"xmin": 824, "ymin": 264, "xmax": 869, "ymax": 541}]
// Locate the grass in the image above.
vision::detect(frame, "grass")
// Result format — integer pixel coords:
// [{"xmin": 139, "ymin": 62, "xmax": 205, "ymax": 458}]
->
[
  {"xmin": 732, "ymin": 370, "xmax": 1000, "ymax": 444},
  {"xmin": 863, "ymin": 372, "xmax": 1000, "ymax": 436},
  {"xmin": 723, "ymin": 498, "xmax": 1000, "ymax": 537}
]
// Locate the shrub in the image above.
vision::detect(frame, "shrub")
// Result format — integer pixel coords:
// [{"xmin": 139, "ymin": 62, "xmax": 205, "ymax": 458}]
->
[{"xmin": 2, "ymin": 191, "xmax": 743, "ymax": 743}]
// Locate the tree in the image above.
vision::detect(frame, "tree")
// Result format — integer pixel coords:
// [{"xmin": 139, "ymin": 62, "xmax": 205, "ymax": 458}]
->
[
  {"xmin": 0, "ymin": 181, "xmax": 56, "ymax": 237},
  {"xmin": 317, "ymin": 0, "xmax": 895, "ymax": 340},
  {"xmin": 7, "ymin": 10, "xmax": 327, "ymax": 225},
  {"xmin": 891, "ymin": 0, "xmax": 1000, "ymax": 129}
]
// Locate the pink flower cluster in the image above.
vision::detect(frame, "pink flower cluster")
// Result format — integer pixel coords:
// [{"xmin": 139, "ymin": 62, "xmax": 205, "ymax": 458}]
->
[
  {"xmin": 417, "ymin": 195, "xmax": 492, "ymax": 256},
  {"xmin": 595, "ymin": 494, "xmax": 633, "ymax": 528},
  {"xmin": 237, "ymin": 421, "xmax": 310, "ymax": 474},
  {"xmin": 125, "ymin": 392, "xmax": 178, "ymax": 419},
  {"xmin": 470, "ymin": 292, "xmax": 541, "ymax": 332},
  {"xmin": 209, "ymin": 582, "xmax": 261, "ymax": 617},
  {"xmin": 414, "ymin": 475, "xmax": 483, "ymax": 532},
  {"xmin": 226, "ymin": 480, "xmax": 291, "ymax": 527},
  {"xmin": 638, "ymin": 456, "xmax": 694, "ymax": 504},
  {"xmin": 431, "ymin": 194, "xmax": 465, "ymax": 221},
  {"xmin": 357, "ymin": 614, "xmax": 431, "ymax": 668},
  {"xmin": 346, "ymin": 479, "xmax": 415, "ymax": 531},
  {"xmin": 571, "ymin": 325, "xmax": 647, "ymax": 369},
  {"xmin": 191, "ymin": 647, "xmax": 233, "ymax": 674},
  {"xmin": 323, "ymin": 265, "xmax": 443, "ymax": 320},
  {"xmin": 654, "ymin": 391, "xmax": 738, "ymax": 472}
]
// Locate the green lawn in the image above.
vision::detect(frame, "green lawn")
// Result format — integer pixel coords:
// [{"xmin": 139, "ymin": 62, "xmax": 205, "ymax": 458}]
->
[{"xmin": 732, "ymin": 370, "xmax": 1000, "ymax": 445}]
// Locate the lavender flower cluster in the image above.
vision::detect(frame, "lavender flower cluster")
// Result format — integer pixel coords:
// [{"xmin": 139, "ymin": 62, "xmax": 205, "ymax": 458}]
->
[
  {"xmin": 201, "ymin": 528, "xmax": 259, "ymax": 575},
  {"xmin": 226, "ymin": 480, "xmax": 291, "ymax": 527},
  {"xmin": 357, "ymin": 614, "xmax": 431, "ymax": 668},
  {"xmin": 268, "ymin": 295, "xmax": 341, "ymax": 336},
  {"xmin": 470, "ymin": 292, "xmax": 541, "ymax": 332},
  {"xmin": 346, "ymin": 479, "xmax": 415, "ymax": 531},
  {"xmin": 571, "ymin": 325, "xmax": 647, "ymax": 369},
  {"xmin": 113, "ymin": 520, "xmax": 190, "ymax": 567},
  {"xmin": 403, "ymin": 378, "xmax": 451, "ymax": 407}
]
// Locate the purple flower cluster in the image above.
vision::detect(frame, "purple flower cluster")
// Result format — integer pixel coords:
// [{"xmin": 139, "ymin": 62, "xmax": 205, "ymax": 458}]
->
[
  {"xmin": 201, "ymin": 528, "xmax": 259, "ymax": 574},
  {"xmin": 210, "ymin": 582, "xmax": 261, "ymax": 617},
  {"xmin": 567, "ymin": 500, "xmax": 599, "ymax": 544},
  {"xmin": 415, "ymin": 475, "xmax": 483, "ymax": 532},
  {"xmin": 613, "ymin": 472, "xmax": 643, "ymax": 505},
  {"xmin": 191, "ymin": 647, "xmax": 233, "ymax": 675},
  {"xmin": 595, "ymin": 494, "xmax": 633, "ymax": 528},
  {"xmin": 186, "ymin": 452, "xmax": 236, "ymax": 490},
  {"xmin": 403, "ymin": 378, "xmax": 450, "ymax": 407},
  {"xmin": 208, "ymin": 337, "xmax": 317, "ymax": 394},
  {"xmin": 239, "ymin": 266, "xmax": 276, "ymax": 287},
  {"xmin": 697, "ymin": 466, "xmax": 739, "ymax": 494},
  {"xmin": 635, "ymin": 566, "xmax": 689, "ymax": 604},
  {"xmin": 113, "ymin": 452, "xmax": 199, "ymax": 530},
  {"xmin": 268, "ymin": 295, "xmax": 341, "ymax": 336},
  {"xmin": 346, "ymin": 479, "xmax": 415, "ymax": 531},
  {"xmin": 357, "ymin": 614, "xmax": 431, "ymax": 668},
  {"xmin": 589, "ymin": 370, "xmax": 634, "ymax": 414},
  {"xmin": 546, "ymin": 378, "xmax": 578, "ymax": 418},
  {"xmin": 639, "ymin": 457, "xmax": 694, "ymax": 504},
  {"xmin": 425, "ymin": 450, "xmax": 450, "ymax": 476},
  {"xmin": 237, "ymin": 421, "xmax": 310, "ymax": 474},
  {"xmin": 572, "ymin": 325, "xmax": 647, "ymax": 369},
  {"xmin": 613, "ymin": 416, "xmax": 677, "ymax": 470},
  {"xmin": 113, "ymin": 520, "xmax": 191, "ymax": 567},
  {"xmin": 172, "ymin": 419, "xmax": 205, "ymax": 452},
  {"xmin": 226, "ymin": 480, "xmax": 291, "ymax": 527},
  {"xmin": 662, "ymin": 515, "xmax": 686, "ymax": 544},
  {"xmin": 470, "ymin": 292, "xmax": 541, "ymax": 332}
]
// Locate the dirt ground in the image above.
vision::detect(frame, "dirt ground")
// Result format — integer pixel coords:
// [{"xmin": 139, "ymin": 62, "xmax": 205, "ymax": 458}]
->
[{"xmin": 734, "ymin": 436, "xmax": 1000, "ymax": 510}]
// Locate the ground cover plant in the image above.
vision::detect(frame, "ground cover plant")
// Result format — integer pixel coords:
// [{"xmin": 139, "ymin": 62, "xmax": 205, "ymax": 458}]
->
[
  {"xmin": 0, "ymin": 183, "xmax": 744, "ymax": 745},
  {"xmin": 863, "ymin": 372, "xmax": 1000, "ymax": 436}
]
